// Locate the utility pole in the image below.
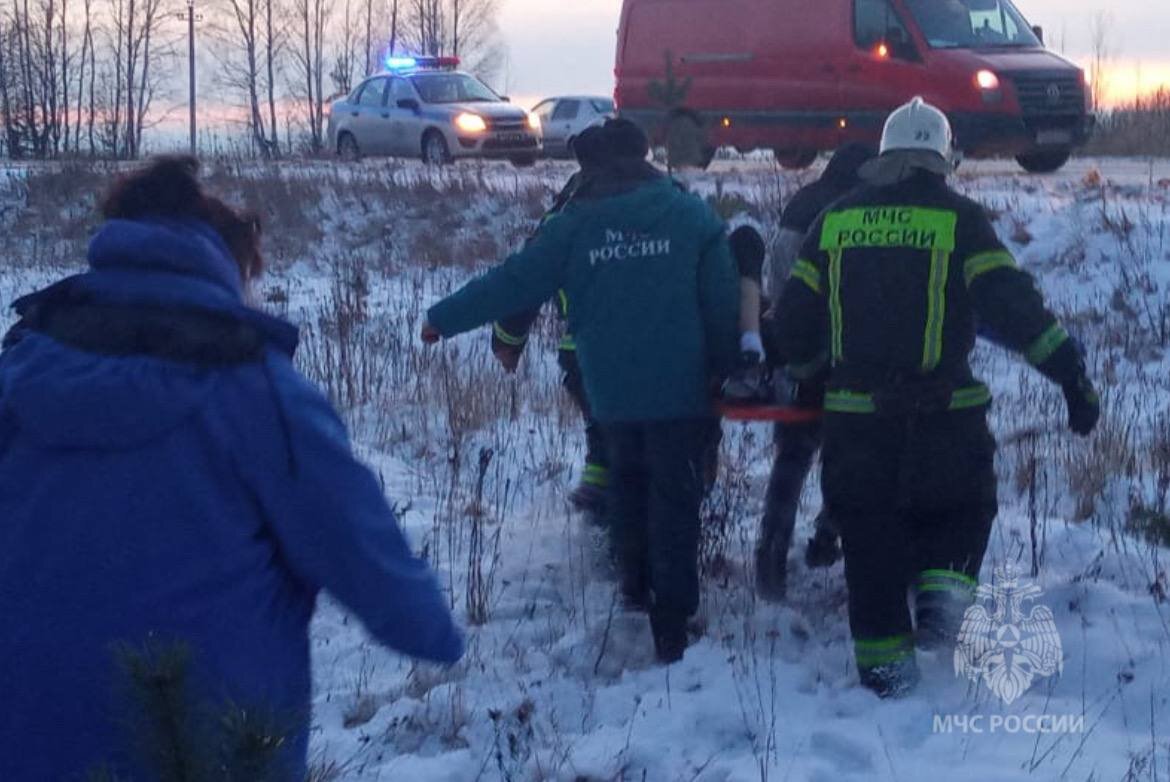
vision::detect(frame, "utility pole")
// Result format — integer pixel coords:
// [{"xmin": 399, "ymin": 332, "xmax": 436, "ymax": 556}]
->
[{"xmin": 177, "ymin": 0, "xmax": 202, "ymax": 155}]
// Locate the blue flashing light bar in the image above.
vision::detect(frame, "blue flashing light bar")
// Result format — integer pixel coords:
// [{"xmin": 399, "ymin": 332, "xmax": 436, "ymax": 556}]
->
[{"xmin": 383, "ymin": 55, "xmax": 461, "ymax": 72}]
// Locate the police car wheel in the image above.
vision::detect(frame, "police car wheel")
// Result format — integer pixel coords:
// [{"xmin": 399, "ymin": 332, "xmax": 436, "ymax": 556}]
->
[
  {"xmin": 337, "ymin": 133, "xmax": 360, "ymax": 162},
  {"xmin": 423, "ymin": 132, "xmax": 451, "ymax": 166}
]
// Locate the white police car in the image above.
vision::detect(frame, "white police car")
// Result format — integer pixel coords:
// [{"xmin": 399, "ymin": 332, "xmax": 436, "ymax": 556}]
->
[{"xmin": 327, "ymin": 57, "xmax": 543, "ymax": 167}]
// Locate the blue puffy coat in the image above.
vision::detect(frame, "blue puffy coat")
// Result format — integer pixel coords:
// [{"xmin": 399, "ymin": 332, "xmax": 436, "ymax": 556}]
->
[{"xmin": 0, "ymin": 219, "xmax": 463, "ymax": 781}]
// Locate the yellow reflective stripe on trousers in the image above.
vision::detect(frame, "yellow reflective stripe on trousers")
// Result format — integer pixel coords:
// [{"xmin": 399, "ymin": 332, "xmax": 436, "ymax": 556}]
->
[
  {"xmin": 828, "ymin": 249, "xmax": 844, "ymax": 364},
  {"xmin": 963, "ymin": 250, "xmax": 1016, "ymax": 287},
  {"xmin": 922, "ymin": 249, "xmax": 950, "ymax": 372},
  {"xmin": 558, "ymin": 289, "xmax": 570, "ymax": 318},
  {"xmin": 854, "ymin": 634, "xmax": 915, "ymax": 669},
  {"xmin": 1025, "ymin": 323, "xmax": 1070, "ymax": 366},
  {"xmin": 583, "ymin": 463, "xmax": 609, "ymax": 487},
  {"xmin": 791, "ymin": 259, "xmax": 823, "ymax": 294},
  {"xmin": 824, "ymin": 384, "xmax": 992, "ymax": 414},
  {"xmin": 917, "ymin": 569, "xmax": 978, "ymax": 596},
  {"xmin": 493, "ymin": 322, "xmax": 527, "ymax": 347}
]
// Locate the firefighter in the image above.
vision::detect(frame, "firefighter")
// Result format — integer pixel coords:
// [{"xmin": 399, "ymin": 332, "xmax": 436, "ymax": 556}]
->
[
  {"xmin": 422, "ymin": 118, "xmax": 740, "ymax": 664},
  {"xmin": 752, "ymin": 143, "xmax": 877, "ymax": 601},
  {"xmin": 769, "ymin": 98, "xmax": 1100, "ymax": 696},
  {"xmin": 489, "ymin": 126, "xmax": 613, "ymax": 517}
]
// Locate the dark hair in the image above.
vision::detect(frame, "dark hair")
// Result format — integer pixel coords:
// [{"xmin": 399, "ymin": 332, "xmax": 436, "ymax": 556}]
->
[
  {"xmin": 729, "ymin": 225, "xmax": 766, "ymax": 284},
  {"xmin": 101, "ymin": 156, "xmax": 264, "ymax": 281}
]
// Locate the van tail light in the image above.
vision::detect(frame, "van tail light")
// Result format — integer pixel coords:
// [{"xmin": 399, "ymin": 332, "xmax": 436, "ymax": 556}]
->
[{"xmin": 875, "ymin": 43, "xmax": 890, "ymax": 59}]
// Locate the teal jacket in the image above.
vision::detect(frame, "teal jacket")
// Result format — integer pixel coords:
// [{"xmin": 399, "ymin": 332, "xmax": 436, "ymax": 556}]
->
[{"xmin": 428, "ymin": 176, "xmax": 739, "ymax": 423}]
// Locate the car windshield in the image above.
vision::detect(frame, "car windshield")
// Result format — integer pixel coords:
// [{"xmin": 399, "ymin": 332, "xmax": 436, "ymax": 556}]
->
[
  {"xmin": 903, "ymin": 0, "xmax": 1041, "ymax": 49},
  {"xmin": 410, "ymin": 73, "xmax": 499, "ymax": 104},
  {"xmin": 591, "ymin": 99, "xmax": 615, "ymax": 114}
]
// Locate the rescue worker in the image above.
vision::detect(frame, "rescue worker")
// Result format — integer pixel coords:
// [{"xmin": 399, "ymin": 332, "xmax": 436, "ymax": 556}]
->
[
  {"xmin": 770, "ymin": 98, "xmax": 1099, "ymax": 696},
  {"xmin": 422, "ymin": 118, "xmax": 740, "ymax": 663},
  {"xmin": 754, "ymin": 143, "xmax": 877, "ymax": 601},
  {"xmin": 490, "ymin": 126, "xmax": 614, "ymax": 517}
]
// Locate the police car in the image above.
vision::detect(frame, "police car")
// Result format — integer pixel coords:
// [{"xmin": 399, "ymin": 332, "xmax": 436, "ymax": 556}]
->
[{"xmin": 327, "ymin": 57, "xmax": 543, "ymax": 167}]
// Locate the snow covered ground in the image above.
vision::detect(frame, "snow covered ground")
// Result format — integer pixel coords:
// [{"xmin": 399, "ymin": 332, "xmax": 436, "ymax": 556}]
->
[{"xmin": 2, "ymin": 157, "xmax": 1168, "ymax": 781}]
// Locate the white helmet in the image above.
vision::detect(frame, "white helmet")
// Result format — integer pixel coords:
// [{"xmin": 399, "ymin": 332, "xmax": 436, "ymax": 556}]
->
[{"xmin": 879, "ymin": 97, "xmax": 954, "ymax": 162}]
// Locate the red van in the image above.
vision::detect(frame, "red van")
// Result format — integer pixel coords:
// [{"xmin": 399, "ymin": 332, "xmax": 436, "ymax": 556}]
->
[{"xmin": 615, "ymin": 0, "xmax": 1093, "ymax": 172}]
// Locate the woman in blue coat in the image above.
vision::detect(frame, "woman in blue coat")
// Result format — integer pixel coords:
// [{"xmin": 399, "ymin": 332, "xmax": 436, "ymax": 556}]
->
[{"xmin": 0, "ymin": 157, "xmax": 463, "ymax": 780}]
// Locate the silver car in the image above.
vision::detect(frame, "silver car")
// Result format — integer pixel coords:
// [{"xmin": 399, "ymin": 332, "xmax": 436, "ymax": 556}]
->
[
  {"xmin": 328, "ymin": 61, "xmax": 543, "ymax": 166},
  {"xmin": 530, "ymin": 96, "xmax": 615, "ymax": 158}
]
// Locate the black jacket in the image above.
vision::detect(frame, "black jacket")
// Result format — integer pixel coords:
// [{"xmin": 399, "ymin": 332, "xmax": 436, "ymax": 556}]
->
[{"xmin": 771, "ymin": 171, "xmax": 1083, "ymax": 413}]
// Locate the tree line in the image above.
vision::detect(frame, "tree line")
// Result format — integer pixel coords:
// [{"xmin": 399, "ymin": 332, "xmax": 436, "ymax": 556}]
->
[{"xmin": 0, "ymin": 0, "xmax": 503, "ymax": 159}]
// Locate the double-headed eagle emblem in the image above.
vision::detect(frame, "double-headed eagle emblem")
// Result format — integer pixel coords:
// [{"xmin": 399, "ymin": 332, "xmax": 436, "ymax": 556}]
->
[{"xmin": 955, "ymin": 568, "xmax": 1063, "ymax": 705}]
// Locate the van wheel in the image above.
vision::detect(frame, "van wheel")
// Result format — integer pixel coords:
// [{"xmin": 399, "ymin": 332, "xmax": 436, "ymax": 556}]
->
[
  {"xmin": 1016, "ymin": 148, "xmax": 1071, "ymax": 174},
  {"xmin": 775, "ymin": 149, "xmax": 818, "ymax": 170},
  {"xmin": 667, "ymin": 115, "xmax": 712, "ymax": 170},
  {"xmin": 337, "ymin": 132, "xmax": 360, "ymax": 161},
  {"xmin": 422, "ymin": 131, "xmax": 452, "ymax": 166}
]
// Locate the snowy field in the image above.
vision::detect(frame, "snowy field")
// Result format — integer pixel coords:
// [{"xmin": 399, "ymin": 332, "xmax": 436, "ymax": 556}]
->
[{"xmin": 1, "ymin": 156, "xmax": 1168, "ymax": 781}]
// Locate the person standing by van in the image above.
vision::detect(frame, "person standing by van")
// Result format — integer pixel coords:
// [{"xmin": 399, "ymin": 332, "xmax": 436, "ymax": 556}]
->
[
  {"xmin": 769, "ymin": 99, "xmax": 1099, "ymax": 696},
  {"xmin": 422, "ymin": 119, "xmax": 740, "ymax": 664},
  {"xmin": 752, "ymin": 143, "xmax": 876, "ymax": 602}
]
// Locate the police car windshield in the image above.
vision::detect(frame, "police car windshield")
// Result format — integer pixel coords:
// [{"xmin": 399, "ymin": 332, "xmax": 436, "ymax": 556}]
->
[
  {"xmin": 904, "ymin": 0, "xmax": 1041, "ymax": 49},
  {"xmin": 410, "ymin": 73, "xmax": 499, "ymax": 104}
]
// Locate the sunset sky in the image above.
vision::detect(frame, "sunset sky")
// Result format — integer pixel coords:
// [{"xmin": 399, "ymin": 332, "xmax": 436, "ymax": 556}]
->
[{"xmin": 497, "ymin": 0, "xmax": 1170, "ymax": 108}]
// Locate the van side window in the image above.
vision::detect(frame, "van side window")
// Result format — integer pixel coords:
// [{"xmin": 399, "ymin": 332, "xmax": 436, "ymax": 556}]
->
[{"xmin": 854, "ymin": 0, "xmax": 913, "ymax": 54}]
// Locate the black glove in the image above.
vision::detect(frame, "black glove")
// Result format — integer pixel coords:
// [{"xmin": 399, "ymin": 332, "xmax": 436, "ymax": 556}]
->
[{"xmin": 1062, "ymin": 375, "xmax": 1100, "ymax": 436}]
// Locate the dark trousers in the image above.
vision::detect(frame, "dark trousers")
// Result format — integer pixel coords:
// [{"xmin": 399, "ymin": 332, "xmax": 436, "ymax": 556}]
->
[
  {"xmin": 603, "ymin": 418, "xmax": 714, "ymax": 618},
  {"xmin": 760, "ymin": 421, "xmax": 828, "ymax": 557},
  {"xmin": 822, "ymin": 408, "xmax": 998, "ymax": 679},
  {"xmin": 559, "ymin": 349, "xmax": 608, "ymax": 481}
]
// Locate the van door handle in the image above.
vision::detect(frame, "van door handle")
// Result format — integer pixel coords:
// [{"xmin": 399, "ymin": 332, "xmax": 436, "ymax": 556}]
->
[
  {"xmin": 381, "ymin": 113, "xmax": 391, "ymax": 119},
  {"xmin": 351, "ymin": 111, "xmax": 360, "ymax": 117},
  {"xmin": 821, "ymin": 63, "xmax": 837, "ymax": 74}
]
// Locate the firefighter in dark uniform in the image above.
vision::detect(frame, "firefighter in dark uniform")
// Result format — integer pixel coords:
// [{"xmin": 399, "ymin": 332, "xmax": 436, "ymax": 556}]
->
[{"xmin": 770, "ymin": 98, "xmax": 1100, "ymax": 696}]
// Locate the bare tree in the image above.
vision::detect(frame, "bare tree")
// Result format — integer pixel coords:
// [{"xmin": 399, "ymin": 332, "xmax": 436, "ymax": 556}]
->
[
  {"xmin": 215, "ymin": 0, "xmax": 282, "ymax": 157},
  {"xmin": 105, "ymin": 0, "xmax": 172, "ymax": 158},
  {"xmin": 1089, "ymin": 11, "xmax": 1114, "ymax": 112},
  {"xmin": 330, "ymin": 0, "xmax": 357, "ymax": 94},
  {"xmin": 402, "ymin": 0, "xmax": 500, "ymax": 79},
  {"xmin": 288, "ymin": 0, "xmax": 327, "ymax": 151}
]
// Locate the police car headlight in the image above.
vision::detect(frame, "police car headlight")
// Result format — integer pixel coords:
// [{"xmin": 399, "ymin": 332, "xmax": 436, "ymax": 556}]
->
[
  {"xmin": 527, "ymin": 112, "xmax": 541, "ymax": 132},
  {"xmin": 454, "ymin": 113, "xmax": 488, "ymax": 134}
]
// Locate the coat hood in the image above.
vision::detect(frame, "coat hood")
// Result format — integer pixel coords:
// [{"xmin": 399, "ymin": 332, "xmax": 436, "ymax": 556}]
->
[{"xmin": 0, "ymin": 219, "xmax": 298, "ymax": 450}]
